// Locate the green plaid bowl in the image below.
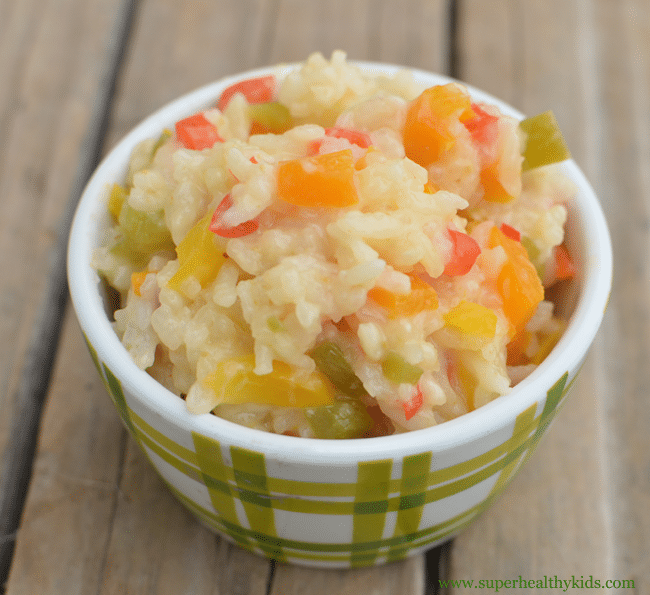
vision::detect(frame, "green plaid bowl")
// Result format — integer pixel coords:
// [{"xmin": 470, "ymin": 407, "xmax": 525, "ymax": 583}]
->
[{"xmin": 67, "ymin": 62, "xmax": 612, "ymax": 568}]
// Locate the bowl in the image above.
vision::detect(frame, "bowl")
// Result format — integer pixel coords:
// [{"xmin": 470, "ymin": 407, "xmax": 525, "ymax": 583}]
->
[{"xmin": 67, "ymin": 61, "xmax": 612, "ymax": 568}]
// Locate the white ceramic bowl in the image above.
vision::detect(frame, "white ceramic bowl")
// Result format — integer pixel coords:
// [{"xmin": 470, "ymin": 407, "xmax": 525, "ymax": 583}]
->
[{"xmin": 67, "ymin": 61, "xmax": 612, "ymax": 568}]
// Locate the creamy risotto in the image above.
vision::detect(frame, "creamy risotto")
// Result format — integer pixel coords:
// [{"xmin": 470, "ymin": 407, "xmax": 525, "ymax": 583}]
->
[{"xmin": 93, "ymin": 51, "xmax": 576, "ymax": 438}]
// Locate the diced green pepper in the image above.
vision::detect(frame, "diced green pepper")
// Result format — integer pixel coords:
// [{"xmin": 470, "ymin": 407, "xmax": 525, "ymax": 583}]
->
[
  {"xmin": 249, "ymin": 102, "xmax": 293, "ymax": 134},
  {"xmin": 267, "ymin": 316, "xmax": 285, "ymax": 332},
  {"xmin": 118, "ymin": 203, "xmax": 174, "ymax": 254},
  {"xmin": 381, "ymin": 352, "xmax": 423, "ymax": 385},
  {"xmin": 150, "ymin": 128, "xmax": 172, "ymax": 161},
  {"xmin": 519, "ymin": 111, "xmax": 571, "ymax": 171},
  {"xmin": 111, "ymin": 200, "xmax": 174, "ymax": 265},
  {"xmin": 305, "ymin": 398, "xmax": 373, "ymax": 439},
  {"xmin": 521, "ymin": 235, "xmax": 545, "ymax": 279},
  {"xmin": 310, "ymin": 341, "xmax": 367, "ymax": 399}
]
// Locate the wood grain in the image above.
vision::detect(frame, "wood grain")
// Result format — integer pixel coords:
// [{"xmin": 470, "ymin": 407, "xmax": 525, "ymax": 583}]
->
[
  {"xmin": 0, "ymin": 0, "xmax": 135, "ymax": 583},
  {"xmin": 4, "ymin": 0, "xmax": 648, "ymax": 592}
]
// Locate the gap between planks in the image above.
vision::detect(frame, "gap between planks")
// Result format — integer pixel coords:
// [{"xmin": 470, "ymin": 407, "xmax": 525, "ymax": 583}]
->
[
  {"xmin": 0, "ymin": 0, "xmax": 459, "ymax": 591},
  {"xmin": 0, "ymin": 0, "xmax": 139, "ymax": 588}
]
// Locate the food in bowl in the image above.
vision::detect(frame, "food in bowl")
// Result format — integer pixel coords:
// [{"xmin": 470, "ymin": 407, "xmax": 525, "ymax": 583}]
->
[{"xmin": 93, "ymin": 51, "xmax": 577, "ymax": 439}]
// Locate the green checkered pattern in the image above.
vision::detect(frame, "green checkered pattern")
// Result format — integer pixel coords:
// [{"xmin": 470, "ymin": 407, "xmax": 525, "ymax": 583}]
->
[{"xmin": 85, "ymin": 337, "xmax": 575, "ymax": 567}]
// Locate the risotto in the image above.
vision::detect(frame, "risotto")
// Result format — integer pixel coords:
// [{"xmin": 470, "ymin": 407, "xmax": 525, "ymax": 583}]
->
[{"xmin": 93, "ymin": 51, "xmax": 577, "ymax": 438}]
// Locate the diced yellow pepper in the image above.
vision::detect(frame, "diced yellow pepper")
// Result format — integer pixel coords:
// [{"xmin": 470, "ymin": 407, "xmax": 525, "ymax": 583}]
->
[
  {"xmin": 443, "ymin": 301, "xmax": 498, "ymax": 338},
  {"xmin": 108, "ymin": 183, "xmax": 127, "ymax": 220},
  {"xmin": 167, "ymin": 212, "xmax": 226, "ymax": 292},
  {"xmin": 202, "ymin": 355, "xmax": 336, "ymax": 408}
]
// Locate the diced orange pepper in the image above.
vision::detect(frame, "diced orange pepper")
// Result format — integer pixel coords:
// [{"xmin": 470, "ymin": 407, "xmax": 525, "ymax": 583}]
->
[
  {"xmin": 481, "ymin": 161, "xmax": 515, "ymax": 203},
  {"xmin": 489, "ymin": 226, "xmax": 544, "ymax": 336},
  {"xmin": 131, "ymin": 270, "xmax": 149, "ymax": 297},
  {"xmin": 506, "ymin": 330, "xmax": 532, "ymax": 366},
  {"xmin": 277, "ymin": 149, "xmax": 358, "ymax": 208},
  {"xmin": 354, "ymin": 146, "xmax": 377, "ymax": 171},
  {"xmin": 368, "ymin": 275, "xmax": 438, "ymax": 318},
  {"xmin": 403, "ymin": 84, "xmax": 475, "ymax": 167},
  {"xmin": 423, "ymin": 181, "xmax": 439, "ymax": 194}
]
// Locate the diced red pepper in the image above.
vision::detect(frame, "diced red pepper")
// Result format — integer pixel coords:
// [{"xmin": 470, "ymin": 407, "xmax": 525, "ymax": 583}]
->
[
  {"xmin": 403, "ymin": 384, "xmax": 424, "ymax": 420},
  {"xmin": 552, "ymin": 243, "xmax": 576, "ymax": 281},
  {"xmin": 443, "ymin": 229, "xmax": 481, "ymax": 276},
  {"xmin": 309, "ymin": 127, "xmax": 373, "ymax": 155},
  {"xmin": 175, "ymin": 113, "xmax": 223, "ymax": 150},
  {"xmin": 210, "ymin": 194, "xmax": 259, "ymax": 238},
  {"xmin": 500, "ymin": 223, "xmax": 521, "ymax": 242},
  {"xmin": 324, "ymin": 127, "xmax": 372, "ymax": 148},
  {"xmin": 217, "ymin": 75, "xmax": 275, "ymax": 111},
  {"xmin": 464, "ymin": 103, "xmax": 499, "ymax": 146}
]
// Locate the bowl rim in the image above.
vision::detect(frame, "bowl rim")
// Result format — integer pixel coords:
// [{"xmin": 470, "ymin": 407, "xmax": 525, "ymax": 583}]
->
[{"xmin": 67, "ymin": 60, "xmax": 613, "ymax": 462}]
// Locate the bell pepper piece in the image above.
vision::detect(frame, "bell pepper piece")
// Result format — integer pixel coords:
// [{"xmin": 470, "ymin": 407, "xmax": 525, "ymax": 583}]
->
[
  {"xmin": 217, "ymin": 75, "xmax": 275, "ymax": 111},
  {"xmin": 519, "ymin": 110, "xmax": 571, "ymax": 171},
  {"xmin": 480, "ymin": 160, "xmax": 515, "ymax": 203},
  {"xmin": 403, "ymin": 84, "xmax": 475, "ymax": 167},
  {"xmin": 382, "ymin": 352, "xmax": 424, "ymax": 385},
  {"xmin": 150, "ymin": 128, "xmax": 172, "ymax": 160},
  {"xmin": 202, "ymin": 354, "xmax": 336, "ymax": 408},
  {"xmin": 305, "ymin": 398, "xmax": 373, "ymax": 439},
  {"xmin": 464, "ymin": 103, "xmax": 499, "ymax": 146},
  {"xmin": 175, "ymin": 113, "xmax": 223, "ymax": 150},
  {"xmin": 443, "ymin": 229, "xmax": 481, "ymax": 276},
  {"xmin": 443, "ymin": 300, "xmax": 498, "ymax": 338},
  {"xmin": 108, "ymin": 183, "xmax": 127, "ymax": 220},
  {"xmin": 367, "ymin": 275, "xmax": 438, "ymax": 318},
  {"xmin": 324, "ymin": 127, "xmax": 372, "ymax": 148},
  {"xmin": 402, "ymin": 384, "xmax": 424, "ymax": 420},
  {"xmin": 116, "ymin": 203, "xmax": 175, "ymax": 256},
  {"xmin": 167, "ymin": 212, "xmax": 226, "ymax": 292},
  {"xmin": 131, "ymin": 270, "xmax": 149, "ymax": 297},
  {"xmin": 489, "ymin": 226, "xmax": 544, "ymax": 336},
  {"xmin": 500, "ymin": 223, "xmax": 521, "ymax": 242},
  {"xmin": 249, "ymin": 102, "xmax": 293, "ymax": 134},
  {"xmin": 506, "ymin": 330, "xmax": 532, "ymax": 366},
  {"xmin": 447, "ymin": 355, "xmax": 478, "ymax": 410},
  {"xmin": 553, "ymin": 243, "xmax": 576, "ymax": 281},
  {"xmin": 277, "ymin": 149, "xmax": 358, "ymax": 208},
  {"xmin": 210, "ymin": 193, "xmax": 259, "ymax": 238},
  {"xmin": 310, "ymin": 341, "xmax": 367, "ymax": 399}
]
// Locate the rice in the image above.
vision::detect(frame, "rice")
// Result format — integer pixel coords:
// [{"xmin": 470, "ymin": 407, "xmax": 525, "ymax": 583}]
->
[{"xmin": 93, "ymin": 51, "xmax": 576, "ymax": 439}]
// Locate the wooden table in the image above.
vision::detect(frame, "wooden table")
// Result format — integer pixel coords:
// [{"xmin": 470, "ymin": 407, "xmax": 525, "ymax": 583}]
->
[{"xmin": 0, "ymin": 1, "xmax": 645, "ymax": 592}]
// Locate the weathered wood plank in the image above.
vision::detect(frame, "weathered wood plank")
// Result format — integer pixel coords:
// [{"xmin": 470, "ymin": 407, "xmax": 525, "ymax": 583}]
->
[
  {"xmin": 5, "ymin": 314, "xmax": 126, "ymax": 595},
  {"xmin": 448, "ymin": 0, "xmax": 618, "ymax": 588},
  {"xmin": 590, "ymin": 0, "xmax": 650, "ymax": 588},
  {"xmin": 0, "ymin": 0, "xmax": 136, "ymax": 586}
]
